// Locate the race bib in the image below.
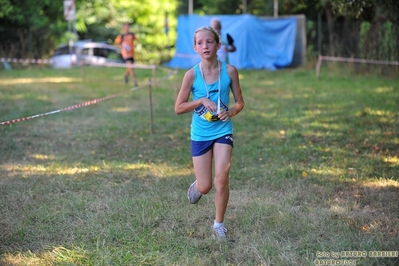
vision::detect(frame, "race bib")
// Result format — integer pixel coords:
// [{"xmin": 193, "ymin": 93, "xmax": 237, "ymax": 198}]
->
[
  {"xmin": 203, "ymin": 109, "xmax": 220, "ymax": 121},
  {"xmin": 122, "ymin": 42, "xmax": 131, "ymax": 52},
  {"xmin": 194, "ymin": 102, "xmax": 228, "ymax": 122}
]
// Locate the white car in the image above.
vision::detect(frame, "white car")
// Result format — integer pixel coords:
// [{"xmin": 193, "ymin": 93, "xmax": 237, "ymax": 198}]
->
[{"xmin": 50, "ymin": 40, "xmax": 124, "ymax": 68}]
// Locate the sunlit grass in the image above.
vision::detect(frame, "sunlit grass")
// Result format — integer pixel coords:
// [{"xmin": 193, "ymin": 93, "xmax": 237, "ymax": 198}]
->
[
  {"xmin": 0, "ymin": 77, "xmax": 81, "ymax": 85},
  {"xmin": 1, "ymin": 161, "xmax": 192, "ymax": 179},
  {"xmin": 1, "ymin": 246, "xmax": 89, "ymax": 266},
  {"xmin": 110, "ymin": 106, "xmax": 133, "ymax": 113}
]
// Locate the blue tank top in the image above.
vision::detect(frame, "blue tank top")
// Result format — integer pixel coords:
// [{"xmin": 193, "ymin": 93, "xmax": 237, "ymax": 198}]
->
[{"xmin": 190, "ymin": 61, "xmax": 233, "ymax": 141}]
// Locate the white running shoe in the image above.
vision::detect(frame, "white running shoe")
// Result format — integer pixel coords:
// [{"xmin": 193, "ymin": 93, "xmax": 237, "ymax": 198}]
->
[
  {"xmin": 212, "ymin": 226, "xmax": 230, "ymax": 241},
  {"xmin": 187, "ymin": 180, "xmax": 202, "ymax": 204}
]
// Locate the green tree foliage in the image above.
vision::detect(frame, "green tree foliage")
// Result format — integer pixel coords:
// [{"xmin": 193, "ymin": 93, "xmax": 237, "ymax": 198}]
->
[
  {"xmin": 1, "ymin": 0, "xmax": 398, "ymax": 62},
  {"xmin": 330, "ymin": 0, "xmax": 373, "ymax": 19},
  {"xmin": 178, "ymin": 0, "xmax": 274, "ymax": 16},
  {"xmin": 75, "ymin": 0, "xmax": 178, "ymax": 63},
  {"xmin": 380, "ymin": 21, "xmax": 397, "ymax": 61},
  {"xmin": 0, "ymin": 0, "xmax": 177, "ymax": 63},
  {"xmin": 197, "ymin": 0, "xmax": 242, "ymax": 15},
  {"xmin": 0, "ymin": 0, "xmax": 13, "ymax": 18},
  {"xmin": 0, "ymin": 0, "xmax": 64, "ymax": 58},
  {"xmin": 359, "ymin": 21, "xmax": 370, "ymax": 58},
  {"xmin": 331, "ymin": 0, "xmax": 399, "ymax": 21}
]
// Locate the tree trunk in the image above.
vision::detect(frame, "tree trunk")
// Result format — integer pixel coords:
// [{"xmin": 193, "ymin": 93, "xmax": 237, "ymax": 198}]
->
[{"xmin": 325, "ymin": 1, "xmax": 334, "ymax": 55}]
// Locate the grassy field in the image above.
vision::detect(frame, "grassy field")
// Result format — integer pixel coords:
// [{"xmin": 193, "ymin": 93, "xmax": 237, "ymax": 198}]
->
[{"xmin": 0, "ymin": 63, "xmax": 398, "ymax": 266}]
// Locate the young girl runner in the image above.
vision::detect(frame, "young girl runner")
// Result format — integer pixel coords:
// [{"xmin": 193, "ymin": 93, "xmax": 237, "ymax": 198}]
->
[{"xmin": 174, "ymin": 26, "xmax": 245, "ymax": 240}]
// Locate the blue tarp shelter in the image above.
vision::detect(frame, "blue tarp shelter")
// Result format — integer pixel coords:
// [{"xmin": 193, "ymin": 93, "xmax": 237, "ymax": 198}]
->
[{"xmin": 165, "ymin": 14, "xmax": 297, "ymax": 70}]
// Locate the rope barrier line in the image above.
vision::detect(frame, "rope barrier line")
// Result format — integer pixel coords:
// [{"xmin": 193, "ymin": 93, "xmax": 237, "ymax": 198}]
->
[
  {"xmin": 0, "ymin": 57, "xmax": 157, "ymax": 69},
  {"xmin": 0, "ymin": 53, "xmax": 200, "ymax": 68},
  {"xmin": 320, "ymin": 56, "xmax": 399, "ymax": 66},
  {"xmin": 316, "ymin": 55, "xmax": 399, "ymax": 78},
  {"xmin": 0, "ymin": 68, "xmax": 178, "ymax": 127},
  {"xmin": 156, "ymin": 64, "xmax": 176, "ymax": 73},
  {"xmin": 0, "ymin": 87, "xmax": 137, "ymax": 126},
  {"xmin": 1, "ymin": 58, "xmax": 53, "ymax": 64},
  {"xmin": 0, "ymin": 110, "xmax": 61, "ymax": 126},
  {"xmin": 88, "ymin": 61, "xmax": 156, "ymax": 69}
]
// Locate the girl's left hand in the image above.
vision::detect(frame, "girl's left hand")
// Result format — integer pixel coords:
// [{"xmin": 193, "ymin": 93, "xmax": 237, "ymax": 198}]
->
[{"xmin": 217, "ymin": 109, "xmax": 230, "ymax": 122}]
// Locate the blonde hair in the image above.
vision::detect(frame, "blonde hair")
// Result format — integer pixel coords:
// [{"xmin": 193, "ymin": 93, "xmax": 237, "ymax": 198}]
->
[{"xmin": 193, "ymin": 26, "xmax": 220, "ymax": 45}]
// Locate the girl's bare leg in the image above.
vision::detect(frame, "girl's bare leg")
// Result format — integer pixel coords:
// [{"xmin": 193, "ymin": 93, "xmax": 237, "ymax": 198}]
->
[
  {"xmin": 192, "ymin": 149, "xmax": 213, "ymax": 195},
  {"xmin": 212, "ymin": 143, "xmax": 232, "ymax": 223}
]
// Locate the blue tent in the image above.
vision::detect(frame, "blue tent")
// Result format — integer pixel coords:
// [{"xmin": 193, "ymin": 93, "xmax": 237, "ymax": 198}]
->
[{"xmin": 165, "ymin": 14, "xmax": 297, "ymax": 70}]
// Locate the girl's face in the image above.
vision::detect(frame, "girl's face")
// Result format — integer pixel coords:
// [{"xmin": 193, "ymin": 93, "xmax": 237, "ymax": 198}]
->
[{"xmin": 194, "ymin": 30, "xmax": 221, "ymax": 59}]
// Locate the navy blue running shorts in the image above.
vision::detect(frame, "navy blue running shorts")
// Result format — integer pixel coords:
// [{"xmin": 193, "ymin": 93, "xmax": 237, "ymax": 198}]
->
[
  {"xmin": 191, "ymin": 134, "xmax": 233, "ymax": 157},
  {"xmin": 124, "ymin": 57, "xmax": 135, "ymax": 63}
]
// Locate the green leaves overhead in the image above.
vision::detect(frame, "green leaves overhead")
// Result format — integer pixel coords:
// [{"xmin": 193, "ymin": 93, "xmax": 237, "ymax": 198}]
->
[
  {"xmin": 1, "ymin": 0, "xmax": 398, "ymax": 60},
  {"xmin": 75, "ymin": 0, "xmax": 178, "ymax": 54},
  {"xmin": 0, "ymin": 0, "xmax": 13, "ymax": 19}
]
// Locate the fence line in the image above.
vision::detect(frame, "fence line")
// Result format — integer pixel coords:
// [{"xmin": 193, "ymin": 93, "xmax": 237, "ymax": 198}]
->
[{"xmin": 316, "ymin": 55, "xmax": 399, "ymax": 78}]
